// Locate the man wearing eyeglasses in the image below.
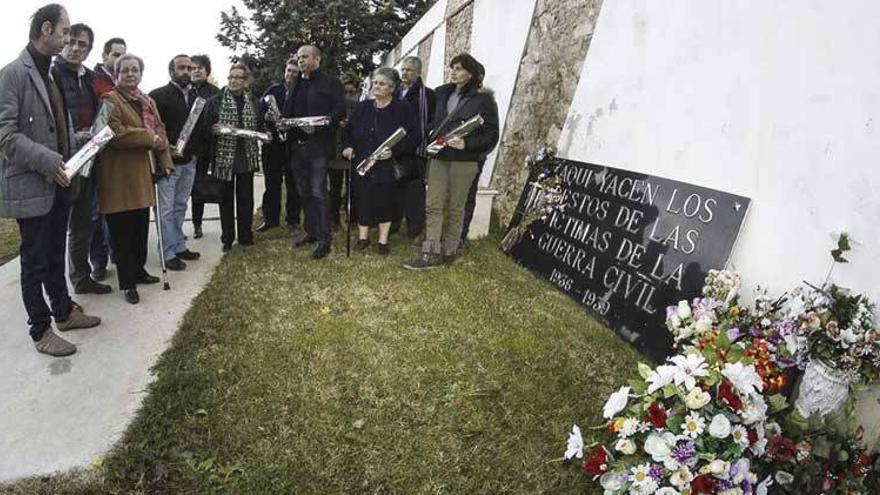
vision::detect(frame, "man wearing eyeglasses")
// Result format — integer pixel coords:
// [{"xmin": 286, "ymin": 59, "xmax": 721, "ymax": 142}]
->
[
  {"xmin": 149, "ymin": 54, "xmax": 201, "ymax": 271},
  {"xmin": 50, "ymin": 22, "xmax": 113, "ymax": 296}
]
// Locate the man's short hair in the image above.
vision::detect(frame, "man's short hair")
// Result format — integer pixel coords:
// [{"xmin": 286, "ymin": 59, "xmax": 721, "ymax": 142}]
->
[
  {"xmin": 401, "ymin": 56, "xmax": 422, "ymax": 74},
  {"xmin": 191, "ymin": 54, "xmax": 212, "ymax": 75},
  {"xmin": 229, "ymin": 63, "xmax": 252, "ymax": 79},
  {"xmin": 114, "ymin": 53, "xmax": 144, "ymax": 76},
  {"xmin": 167, "ymin": 54, "xmax": 191, "ymax": 74},
  {"xmin": 102, "ymin": 37, "xmax": 126, "ymax": 56},
  {"xmin": 70, "ymin": 23, "xmax": 94, "ymax": 49},
  {"xmin": 298, "ymin": 45, "xmax": 322, "ymax": 58},
  {"xmin": 285, "ymin": 56, "xmax": 298, "ymax": 67},
  {"xmin": 29, "ymin": 4, "xmax": 65, "ymax": 41}
]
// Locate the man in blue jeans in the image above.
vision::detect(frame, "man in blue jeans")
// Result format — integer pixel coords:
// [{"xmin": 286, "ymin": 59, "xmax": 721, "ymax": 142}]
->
[{"xmin": 150, "ymin": 54, "xmax": 201, "ymax": 270}]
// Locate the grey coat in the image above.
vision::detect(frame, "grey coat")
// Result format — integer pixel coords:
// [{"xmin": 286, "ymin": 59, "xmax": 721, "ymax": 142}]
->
[{"xmin": 0, "ymin": 48, "xmax": 75, "ymax": 219}]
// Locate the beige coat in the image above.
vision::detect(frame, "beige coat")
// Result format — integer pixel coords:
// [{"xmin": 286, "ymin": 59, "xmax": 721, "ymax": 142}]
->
[{"xmin": 95, "ymin": 89, "xmax": 173, "ymax": 214}]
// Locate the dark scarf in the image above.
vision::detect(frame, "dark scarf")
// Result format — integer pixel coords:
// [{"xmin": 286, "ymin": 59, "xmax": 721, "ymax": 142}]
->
[{"xmin": 214, "ymin": 88, "xmax": 260, "ymax": 181}]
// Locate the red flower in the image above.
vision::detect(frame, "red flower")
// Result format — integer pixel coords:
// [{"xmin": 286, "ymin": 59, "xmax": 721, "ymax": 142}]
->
[
  {"xmin": 583, "ymin": 446, "xmax": 609, "ymax": 476},
  {"xmin": 645, "ymin": 403, "xmax": 668, "ymax": 429},
  {"xmin": 691, "ymin": 474, "xmax": 717, "ymax": 494},
  {"xmin": 767, "ymin": 436, "xmax": 797, "ymax": 463},
  {"xmin": 747, "ymin": 428, "xmax": 758, "ymax": 446},
  {"xmin": 717, "ymin": 379, "xmax": 743, "ymax": 412}
]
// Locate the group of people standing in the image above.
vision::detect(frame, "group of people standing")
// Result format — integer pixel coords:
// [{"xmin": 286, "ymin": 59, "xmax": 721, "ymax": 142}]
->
[{"xmin": 0, "ymin": 3, "xmax": 499, "ymax": 358}]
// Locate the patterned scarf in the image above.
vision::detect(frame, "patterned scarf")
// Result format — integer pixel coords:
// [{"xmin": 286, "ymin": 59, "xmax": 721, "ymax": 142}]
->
[
  {"xmin": 120, "ymin": 87, "xmax": 168, "ymax": 151},
  {"xmin": 214, "ymin": 88, "xmax": 260, "ymax": 181}
]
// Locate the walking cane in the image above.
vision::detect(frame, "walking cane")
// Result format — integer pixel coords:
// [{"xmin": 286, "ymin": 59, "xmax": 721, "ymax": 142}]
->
[
  {"xmin": 149, "ymin": 151, "xmax": 171, "ymax": 290},
  {"xmin": 346, "ymin": 157, "xmax": 352, "ymax": 258}
]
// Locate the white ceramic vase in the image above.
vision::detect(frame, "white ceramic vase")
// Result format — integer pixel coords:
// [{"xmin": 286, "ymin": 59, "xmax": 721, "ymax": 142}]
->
[{"xmin": 795, "ymin": 359, "xmax": 854, "ymax": 419}]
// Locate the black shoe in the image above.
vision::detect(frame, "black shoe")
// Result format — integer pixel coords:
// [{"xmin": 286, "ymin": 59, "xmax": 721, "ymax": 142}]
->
[
  {"xmin": 354, "ymin": 239, "xmax": 370, "ymax": 251},
  {"xmin": 239, "ymin": 239, "xmax": 254, "ymax": 247},
  {"xmin": 193, "ymin": 225, "xmax": 203, "ymax": 239},
  {"xmin": 377, "ymin": 242, "xmax": 390, "ymax": 255},
  {"xmin": 255, "ymin": 221, "xmax": 277, "ymax": 232},
  {"xmin": 293, "ymin": 235, "xmax": 318, "ymax": 248},
  {"xmin": 403, "ymin": 253, "xmax": 443, "ymax": 271},
  {"xmin": 176, "ymin": 249, "xmax": 201, "ymax": 261},
  {"xmin": 74, "ymin": 277, "xmax": 112, "ymax": 295},
  {"xmin": 91, "ymin": 266, "xmax": 107, "ymax": 281},
  {"xmin": 136, "ymin": 272, "xmax": 160, "ymax": 284},
  {"xmin": 222, "ymin": 243, "xmax": 233, "ymax": 252},
  {"xmin": 165, "ymin": 257, "xmax": 187, "ymax": 271},
  {"xmin": 311, "ymin": 243, "xmax": 330, "ymax": 260},
  {"xmin": 124, "ymin": 288, "xmax": 140, "ymax": 304}
]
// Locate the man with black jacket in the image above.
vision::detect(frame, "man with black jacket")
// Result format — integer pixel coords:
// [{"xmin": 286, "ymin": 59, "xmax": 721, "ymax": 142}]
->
[
  {"xmin": 280, "ymin": 45, "xmax": 345, "ymax": 260},
  {"xmin": 189, "ymin": 54, "xmax": 220, "ymax": 239},
  {"xmin": 149, "ymin": 54, "xmax": 200, "ymax": 271},
  {"xmin": 257, "ymin": 57, "xmax": 301, "ymax": 232},
  {"xmin": 52, "ymin": 22, "xmax": 111, "ymax": 295},
  {"xmin": 397, "ymin": 56, "xmax": 436, "ymax": 243}
]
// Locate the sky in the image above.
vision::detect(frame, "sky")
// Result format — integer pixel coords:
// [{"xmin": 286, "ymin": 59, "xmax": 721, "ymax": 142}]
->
[{"xmin": 0, "ymin": 0, "xmax": 250, "ymax": 91}]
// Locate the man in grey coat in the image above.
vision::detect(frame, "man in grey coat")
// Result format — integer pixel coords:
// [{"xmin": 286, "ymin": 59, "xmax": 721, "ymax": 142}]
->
[{"xmin": 0, "ymin": 3, "xmax": 100, "ymax": 357}]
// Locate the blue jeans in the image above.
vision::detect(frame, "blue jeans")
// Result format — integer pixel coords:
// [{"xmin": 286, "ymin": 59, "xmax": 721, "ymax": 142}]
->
[
  {"xmin": 289, "ymin": 145, "xmax": 330, "ymax": 245},
  {"xmin": 17, "ymin": 187, "xmax": 73, "ymax": 340},
  {"xmin": 89, "ymin": 177, "xmax": 112, "ymax": 270},
  {"xmin": 156, "ymin": 160, "xmax": 196, "ymax": 261}
]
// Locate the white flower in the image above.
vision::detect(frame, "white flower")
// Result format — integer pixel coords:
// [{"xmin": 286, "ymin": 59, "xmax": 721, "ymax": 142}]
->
[
  {"xmin": 718, "ymin": 489, "xmax": 744, "ymax": 495},
  {"xmin": 669, "ymin": 466, "xmax": 694, "ymax": 488},
  {"xmin": 656, "ymin": 488, "xmax": 680, "ymax": 495},
  {"xmin": 722, "ymin": 362, "xmax": 764, "ymax": 398},
  {"xmin": 756, "ymin": 475, "xmax": 774, "ymax": 495},
  {"xmin": 702, "ymin": 459, "xmax": 731, "ymax": 479},
  {"xmin": 765, "ymin": 421, "xmax": 781, "ymax": 437},
  {"xmin": 619, "ymin": 417, "xmax": 640, "ymax": 438},
  {"xmin": 669, "ymin": 353, "xmax": 709, "ymax": 391},
  {"xmin": 599, "ymin": 471, "xmax": 624, "ymax": 491},
  {"xmin": 647, "ymin": 365, "xmax": 678, "ymax": 393},
  {"xmin": 708, "ymin": 414, "xmax": 732, "ymax": 439},
  {"xmin": 730, "ymin": 425, "xmax": 749, "ymax": 448},
  {"xmin": 564, "ymin": 424, "xmax": 583, "ymax": 460},
  {"xmin": 750, "ymin": 424, "xmax": 767, "ymax": 456},
  {"xmin": 685, "ymin": 388, "xmax": 711, "ymax": 409},
  {"xmin": 695, "ymin": 315, "xmax": 714, "ymax": 334},
  {"xmin": 774, "ymin": 470, "xmax": 794, "ymax": 485},
  {"xmin": 681, "ymin": 411, "xmax": 705, "ymax": 439},
  {"xmin": 730, "ymin": 458, "xmax": 751, "ymax": 484},
  {"xmin": 630, "ymin": 464, "xmax": 658, "ymax": 494},
  {"xmin": 614, "ymin": 438, "xmax": 637, "ymax": 455},
  {"xmin": 603, "ymin": 386, "xmax": 631, "ymax": 419},
  {"xmin": 677, "ymin": 300, "xmax": 692, "ymax": 319},
  {"xmin": 644, "ymin": 431, "xmax": 677, "ymax": 463},
  {"xmin": 740, "ymin": 395, "xmax": 768, "ymax": 425}
]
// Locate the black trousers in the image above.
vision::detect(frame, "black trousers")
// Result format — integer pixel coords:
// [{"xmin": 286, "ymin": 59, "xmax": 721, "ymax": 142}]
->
[
  {"xmin": 105, "ymin": 208, "xmax": 149, "ymax": 291},
  {"xmin": 289, "ymin": 146, "xmax": 331, "ymax": 246},
  {"xmin": 17, "ymin": 186, "xmax": 73, "ymax": 340},
  {"xmin": 327, "ymin": 168, "xmax": 345, "ymax": 226},
  {"xmin": 401, "ymin": 155, "xmax": 428, "ymax": 237},
  {"xmin": 261, "ymin": 144, "xmax": 301, "ymax": 226},
  {"xmin": 220, "ymin": 172, "xmax": 254, "ymax": 245},
  {"xmin": 191, "ymin": 198, "xmax": 204, "ymax": 227}
]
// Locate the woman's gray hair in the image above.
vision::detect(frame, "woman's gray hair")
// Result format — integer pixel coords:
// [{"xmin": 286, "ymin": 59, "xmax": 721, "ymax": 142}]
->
[
  {"xmin": 114, "ymin": 53, "xmax": 144, "ymax": 76},
  {"xmin": 372, "ymin": 67, "xmax": 401, "ymax": 91}
]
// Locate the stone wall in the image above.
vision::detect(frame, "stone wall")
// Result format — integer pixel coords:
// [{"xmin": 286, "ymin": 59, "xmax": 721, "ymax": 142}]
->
[
  {"xmin": 418, "ymin": 33, "xmax": 433, "ymax": 79},
  {"xmin": 490, "ymin": 0, "xmax": 604, "ymax": 224},
  {"xmin": 444, "ymin": 0, "xmax": 474, "ymax": 68}
]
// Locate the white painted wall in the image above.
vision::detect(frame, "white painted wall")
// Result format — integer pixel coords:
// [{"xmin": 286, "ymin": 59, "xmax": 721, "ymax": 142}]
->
[
  {"xmin": 558, "ymin": 0, "xmax": 880, "ymax": 304},
  {"xmin": 384, "ymin": 0, "xmax": 448, "ymax": 68},
  {"xmin": 471, "ymin": 0, "xmax": 537, "ymax": 187}
]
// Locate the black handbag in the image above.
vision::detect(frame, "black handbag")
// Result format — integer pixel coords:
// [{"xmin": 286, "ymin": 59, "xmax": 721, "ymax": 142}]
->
[{"xmin": 192, "ymin": 171, "xmax": 225, "ymax": 204}]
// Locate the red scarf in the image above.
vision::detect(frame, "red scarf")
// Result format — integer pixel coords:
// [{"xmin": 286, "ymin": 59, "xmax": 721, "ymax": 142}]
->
[{"xmin": 119, "ymin": 87, "xmax": 169, "ymax": 151}]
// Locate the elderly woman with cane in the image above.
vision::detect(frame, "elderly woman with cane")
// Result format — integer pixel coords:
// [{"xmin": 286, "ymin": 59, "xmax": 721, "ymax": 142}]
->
[
  {"xmin": 341, "ymin": 67, "xmax": 418, "ymax": 255},
  {"xmin": 95, "ymin": 53, "xmax": 173, "ymax": 304}
]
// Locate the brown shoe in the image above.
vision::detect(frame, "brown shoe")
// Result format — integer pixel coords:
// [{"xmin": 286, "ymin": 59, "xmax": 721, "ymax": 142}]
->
[
  {"xmin": 34, "ymin": 330, "xmax": 76, "ymax": 357},
  {"xmin": 56, "ymin": 307, "xmax": 101, "ymax": 332}
]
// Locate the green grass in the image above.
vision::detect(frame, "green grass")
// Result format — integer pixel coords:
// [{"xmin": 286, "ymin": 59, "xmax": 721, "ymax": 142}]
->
[
  {"xmin": 3, "ymin": 226, "xmax": 641, "ymax": 494},
  {"xmin": 0, "ymin": 217, "xmax": 19, "ymax": 266}
]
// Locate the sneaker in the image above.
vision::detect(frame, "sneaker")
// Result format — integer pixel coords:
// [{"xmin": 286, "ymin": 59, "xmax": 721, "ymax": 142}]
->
[
  {"xmin": 34, "ymin": 330, "xmax": 76, "ymax": 357},
  {"xmin": 377, "ymin": 242, "xmax": 390, "ymax": 255},
  {"xmin": 403, "ymin": 253, "xmax": 443, "ymax": 271},
  {"xmin": 193, "ymin": 225, "xmax": 203, "ymax": 239},
  {"xmin": 311, "ymin": 243, "xmax": 331, "ymax": 260},
  {"xmin": 165, "ymin": 257, "xmax": 187, "ymax": 271},
  {"xmin": 354, "ymin": 239, "xmax": 370, "ymax": 251},
  {"xmin": 176, "ymin": 249, "xmax": 201, "ymax": 261},
  {"xmin": 74, "ymin": 277, "xmax": 112, "ymax": 295},
  {"xmin": 56, "ymin": 306, "xmax": 101, "ymax": 332},
  {"xmin": 91, "ymin": 266, "xmax": 107, "ymax": 281}
]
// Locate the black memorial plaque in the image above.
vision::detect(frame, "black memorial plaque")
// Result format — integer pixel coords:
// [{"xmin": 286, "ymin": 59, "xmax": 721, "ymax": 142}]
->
[{"xmin": 505, "ymin": 159, "xmax": 750, "ymax": 362}]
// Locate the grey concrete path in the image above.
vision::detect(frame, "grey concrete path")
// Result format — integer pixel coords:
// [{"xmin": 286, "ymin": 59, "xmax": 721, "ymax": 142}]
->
[{"xmin": 0, "ymin": 179, "xmax": 265, "ymax": 482}]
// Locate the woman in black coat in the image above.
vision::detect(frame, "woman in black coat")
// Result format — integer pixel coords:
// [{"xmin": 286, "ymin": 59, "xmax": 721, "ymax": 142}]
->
[
  {"xmin": 342, "ymin": 67, "xmax": 418, "ymax": 254},
  {"xmin": 403, "ymin": 53, "xmax": 499, "ymax": 270}
]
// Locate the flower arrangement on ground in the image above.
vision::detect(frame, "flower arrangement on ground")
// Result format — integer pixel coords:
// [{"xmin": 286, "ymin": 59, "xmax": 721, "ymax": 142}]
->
[{"xmin": 501, "ymin": 146, "xmax": 566, "ymax": 251}]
